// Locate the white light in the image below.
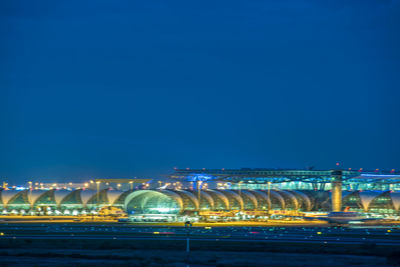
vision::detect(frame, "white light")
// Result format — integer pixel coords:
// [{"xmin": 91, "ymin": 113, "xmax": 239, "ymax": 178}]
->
[{"xmin": 149, "ymin": 207, "xmax": 177, "ymax": 212}]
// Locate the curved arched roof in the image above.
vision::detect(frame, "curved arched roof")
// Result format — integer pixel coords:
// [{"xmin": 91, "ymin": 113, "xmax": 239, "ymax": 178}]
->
[
  {"xmin": 1, "ymin": 190, "xmax": 25, "ymax": 205},
  {"xmin": 124, "ymin": 190, "xmax": 150, "ymax": 208},
  {"xmin": 390, "ymin": 192, "xmax": 400, "ymax": 211},
  {"xmin": 206, "ymin": 190, "xmax": 230, "ymax": 209},
  {"xmin": 217, "ymin": 190, "xmax": 244, "ymax": 209},
  {"xmin": 358, "ymin": 191, "xmax": 383, "ymax": 211},
  {"xmin": 240, "ymin": 190, "xmax": 258, "ymax": 209},
  {"xmin": 276, "ymin": 191, "xmax": 298, "ymax": 210},
  {"xmin": 175, "ymin": 190, "xmax": 199, "ymax": 210},
  {"xmin": 252, "ymin": 190, "xmax": 272, "ymax": 208},
  {"xmin": 80, "ymin": 190, "xmax": 97, "ymax": 206},
  {"xmin": 27, "ymin": 190, "xmax": 49, "ymax": 205},
  {"xmin": 267, "ymin": 190, "xmax": 286, "ymax": 209},
  {"xmin": 124, "ymin": 190, "xmax": 184, "ymax": 211},
  {"xmin": 198, "ymin": 190, "xmax": 215, "ymax": 209},
  {"xmin": 159, "ymin": 190, "xmax": 184, "ymax": 209},
  {"xmin": 292, "ymin": 191, "xmax": 312, "ymax": 211},
  {"xmin": 106, "ymin": 190, "xmax": 125, "ymax": 205},
  {"xmin": 54, "ymin": 190, "xmax": 73, "ymax": 206}
]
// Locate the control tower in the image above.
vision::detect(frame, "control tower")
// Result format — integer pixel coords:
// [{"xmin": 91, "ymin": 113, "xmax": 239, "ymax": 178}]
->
[{"xmin": 331, "ymin": 170, "xmax": 343, "ymax": 212}]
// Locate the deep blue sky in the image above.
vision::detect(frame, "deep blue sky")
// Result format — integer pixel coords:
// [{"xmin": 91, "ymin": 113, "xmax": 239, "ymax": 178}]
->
[{"xmin": 1, "ymin": 0, "xmax": 399, "ymax": 183}]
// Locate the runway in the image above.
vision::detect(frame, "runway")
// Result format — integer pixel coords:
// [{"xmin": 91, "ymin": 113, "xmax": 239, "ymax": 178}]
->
[
  {"xmin": 1, "ymin": 223, "xmax": 399, "ymax": 247},
  {"xmin": 2, "ymin": 234, "xmax": 400, "ymax": 246}
]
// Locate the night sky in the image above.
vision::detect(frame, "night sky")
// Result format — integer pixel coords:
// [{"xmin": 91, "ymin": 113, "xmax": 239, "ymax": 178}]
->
[{"xmin": 1, "ymin": 1, "xmax": 399, "ymax": 183}]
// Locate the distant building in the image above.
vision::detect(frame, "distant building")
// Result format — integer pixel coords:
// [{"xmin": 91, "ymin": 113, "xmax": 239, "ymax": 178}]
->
[{"xmin": 169, "ymin": 168, "xmax": 400, "ymax": 191}]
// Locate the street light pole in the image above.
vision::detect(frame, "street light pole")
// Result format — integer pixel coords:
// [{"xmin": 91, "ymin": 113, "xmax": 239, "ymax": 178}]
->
[
  {"xmin": 28, "ymin": 181, "xmax": 32, "ymax": 210},
  {"xmin": 129, "ymin": 181, "xmax": 133, "ymax": 191},
  {"xmin": 267, "ymin": 181, "xmax": 271, "ymax": 211},
  {"xmin": 96, "ymin": 181, "xmax": 100, "ymax": 202},
  {"xmin": 197, "ymin": 181, "xmax": 202, "ymax": 212}
]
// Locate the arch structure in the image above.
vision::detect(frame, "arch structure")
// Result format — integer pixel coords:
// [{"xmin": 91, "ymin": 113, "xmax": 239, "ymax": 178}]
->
[
  {"xmin": 341, "ymin": 191, "xmax": 400, "ymax": 214},
  {"xmin": 123, "ymin": 189, "xmax": 314, "ymax": 215},
  {"xmin": 0, "ymin": 189, "xmax": 131, "ymax": 215},
  {"xmin": 1, "ymin": 189, "xmax": 399, "ymax": 215}
]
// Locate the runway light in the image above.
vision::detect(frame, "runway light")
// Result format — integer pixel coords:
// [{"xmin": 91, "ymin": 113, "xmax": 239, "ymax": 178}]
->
[{"xmin": 153, "ymin": 232, "xmax": 160, "ymax": 234}]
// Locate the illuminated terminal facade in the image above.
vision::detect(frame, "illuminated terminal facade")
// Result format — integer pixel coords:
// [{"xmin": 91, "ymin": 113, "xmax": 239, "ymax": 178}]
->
[
  {"xmin": 0, "ymin": 188, "xmax": 399, "ymax": 218},
  {"xmin": 0, "ymin": 169, "xmax": 399, "ymax": 219}
]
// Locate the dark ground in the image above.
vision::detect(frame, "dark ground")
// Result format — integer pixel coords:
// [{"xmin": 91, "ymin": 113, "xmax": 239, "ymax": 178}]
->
[
  {"xmin": 0, "ymin": 237, "xmax": 400, "ymax": 266},
  {"xmin": 1, "ymin": 223, "xmax": 400, "ymax": 266},
  {"xmin": 0, "ymin": 248, "xmax": 393, "ymax": 267}
]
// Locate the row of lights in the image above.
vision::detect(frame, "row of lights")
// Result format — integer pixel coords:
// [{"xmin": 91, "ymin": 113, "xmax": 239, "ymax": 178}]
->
[
  {"xmin": 2, "ymin": 180, "xmax": 150, "ymax": 191},
  {"xmin": 177, "ymin": 166, "xmax": 396, "ymax": 173},
  {"xmin": 336, "ymin": 163, "xmax": 395, "ymax": 173}
]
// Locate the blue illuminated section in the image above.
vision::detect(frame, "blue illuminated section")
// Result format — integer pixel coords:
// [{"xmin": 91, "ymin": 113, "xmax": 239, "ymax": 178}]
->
[
  {"xmin": 15, "ymin": 187, "xmax": 26, "ymax": 190},
  {"xmin": 186, "ymin": 175, "xmax": 215, "ymax": 182}
]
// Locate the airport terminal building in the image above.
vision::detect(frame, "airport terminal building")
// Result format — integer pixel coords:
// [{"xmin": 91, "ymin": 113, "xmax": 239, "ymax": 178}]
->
[
  {"xmin": 1, "ymin": 169, "xmax": 399, "ymax": 219},
  {"xmin": 0, "ymin": 188, "xmax": 400, "ymax": 219}
]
